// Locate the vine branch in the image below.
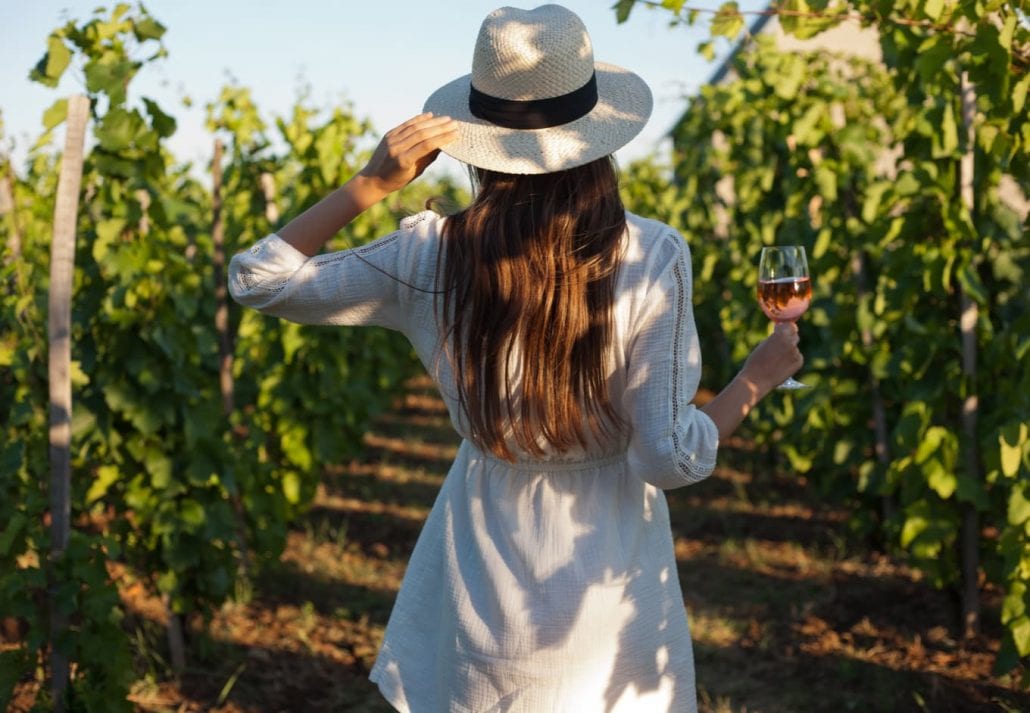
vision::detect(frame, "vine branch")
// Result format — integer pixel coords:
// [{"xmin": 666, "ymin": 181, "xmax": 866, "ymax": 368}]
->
[{"xmin": 626, "ymin": 1, "xmax": 1030, "ymax": 67}]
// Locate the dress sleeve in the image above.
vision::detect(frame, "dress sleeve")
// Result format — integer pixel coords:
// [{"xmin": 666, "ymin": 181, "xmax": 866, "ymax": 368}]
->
[
  {"xmin": 227, "ymin": 227, "xmax": 413, "ymax": 331},
  {"xmin": 621, "ymin": 233, "xmax": 719, "ymax": 490}
]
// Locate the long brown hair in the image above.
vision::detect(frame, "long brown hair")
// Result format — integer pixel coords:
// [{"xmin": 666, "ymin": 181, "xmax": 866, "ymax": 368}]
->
[{"xmin": 436, "ymin": 156, "xmax": 627, "ymax": 462}]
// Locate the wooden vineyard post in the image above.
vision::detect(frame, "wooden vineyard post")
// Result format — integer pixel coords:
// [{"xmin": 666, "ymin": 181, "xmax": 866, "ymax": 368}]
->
[
  {"xmin": 210, "ymin": 138, "xmax": 253, "ymax": 584},
  {"xmin": 260, "ymin": 171, "xmax": 279, "ymax": 225},
  {"xmin": 958, "ymin": 70, "xmax": 981, "ymax": 640},
  {"xmin": 47, "ymin": 93, "xmax": 89, "ymax": 713},
  {"xmin": 212, "ymin": 138, "xmax": 233, "ymax": 416},
  {"xmin": 850, "ymin": 251, "xmax": 894, "ymax": 525},
  {"xmin": 1, "ymin": 160, "xmax": 22, "ymax": 264},
  {"xmin": 163, "ymin": 593, "xmax": 187, "ymax": 673}
]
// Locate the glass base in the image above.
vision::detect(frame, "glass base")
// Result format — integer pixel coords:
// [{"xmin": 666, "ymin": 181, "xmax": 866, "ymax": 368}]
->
[{"xmin": 777, "ymin": 377, "xmax": 810, "ymax": 390}]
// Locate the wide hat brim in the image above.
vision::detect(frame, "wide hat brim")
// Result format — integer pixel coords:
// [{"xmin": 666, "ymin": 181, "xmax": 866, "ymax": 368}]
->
[{"xmin": 423, "ymin": 61, "xmax": 653, "ymax": 175}]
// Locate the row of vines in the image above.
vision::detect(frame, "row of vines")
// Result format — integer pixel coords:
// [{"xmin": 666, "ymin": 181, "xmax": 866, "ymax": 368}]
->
[
  {"xmin": 0, "ymin": 4, "xmax": 464, "ymax": 709},
  {"xmin": 617, "ymin": 0, "xmax": 1030, "ymax": 678},
  {"xmin": 2, "ymin": 0, "xmax": 1028, "ymax": 708}
]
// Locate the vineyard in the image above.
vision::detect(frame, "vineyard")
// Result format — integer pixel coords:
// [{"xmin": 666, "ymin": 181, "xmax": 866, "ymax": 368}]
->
[{"xmin": 1, "ymin": 1, "xmax": 1028, "ymax": 711}]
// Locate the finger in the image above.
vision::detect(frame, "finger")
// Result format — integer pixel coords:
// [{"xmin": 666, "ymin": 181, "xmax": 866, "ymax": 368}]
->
[
  {"xmin": 414, "ymin": 148, "xmax": 443, "ymax": 174},
  {"xmin": 390, "ymin": 115, "xmax": 456, "ymax": 144},
  {"xmin": 415, "ymin": 124, "xmax": 460, "ymax": 150},
  {"xmin": 392, "ymin": 123, "xmax": 459, "ymax": 161},
  {"xmin": 391, "ymin": 112, "xmax": 435, "ymax": 133},
  {"xmin": 381, "ymin": 114, "xmax": 436, "ymax": 145}
]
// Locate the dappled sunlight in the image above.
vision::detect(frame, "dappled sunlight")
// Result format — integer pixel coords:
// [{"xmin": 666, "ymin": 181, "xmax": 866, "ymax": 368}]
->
[
  {"xmin": 328, "ymin": 460, "xmax": 445, "ymax": 487},
  {"xmin": 792, "ymin": 615, "xmax": 999, "ymax": 683},
  {"xmin": 57, "ymin": 378, "xmax": 1023, "ymax": 712},
  {"xmin": 360, "ymin": 431, "xmax": 459, "ymax": 463},
  {"xmin": 666, "ymin": 445, "xmax": 1023, "ymax": 712},
  {"xmin": 278, "ymin": 531, "xmax": 406, "ymax": 596},
  {"xmin": 313, "ymin": 484, "xmax": 430, "ymax": 526}
]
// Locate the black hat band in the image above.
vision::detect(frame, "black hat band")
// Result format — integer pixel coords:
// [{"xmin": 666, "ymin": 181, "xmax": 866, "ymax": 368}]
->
[{"xmin": 468, "ymin": 73, "xmax": 598, "ymax": 130}]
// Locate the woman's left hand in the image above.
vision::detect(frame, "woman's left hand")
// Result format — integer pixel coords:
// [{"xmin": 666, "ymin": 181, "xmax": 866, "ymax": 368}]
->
[{"xmin": 358, "ymin": 113, "xmax": 459, "ymax": 195}]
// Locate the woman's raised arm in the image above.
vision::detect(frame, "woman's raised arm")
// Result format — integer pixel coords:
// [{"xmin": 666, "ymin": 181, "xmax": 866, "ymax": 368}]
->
[{"xmin": 276, "ymin": 113, "xmax": 458, "ymax": 257}]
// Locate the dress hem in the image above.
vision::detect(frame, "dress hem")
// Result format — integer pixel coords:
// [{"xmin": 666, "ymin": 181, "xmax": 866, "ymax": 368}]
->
[{"xmin": 369, "ymin": 649, "xmax": 410, "ymax": 713}]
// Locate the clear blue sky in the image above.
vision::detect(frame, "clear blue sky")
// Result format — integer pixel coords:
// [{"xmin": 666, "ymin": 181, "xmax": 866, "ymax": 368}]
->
[{"xmin": 0, "ymin": 1, "xmax": 765, "ymax": 178}]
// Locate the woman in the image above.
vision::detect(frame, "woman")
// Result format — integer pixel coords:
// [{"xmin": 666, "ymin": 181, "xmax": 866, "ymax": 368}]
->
[{"xmin": 229, "ymin": 5, "xmax": 802, "ymax": 712}]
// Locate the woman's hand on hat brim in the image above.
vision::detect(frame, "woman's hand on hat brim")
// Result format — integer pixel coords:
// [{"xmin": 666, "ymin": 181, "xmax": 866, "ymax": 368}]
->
[
  {"xmin": 273, "ymin": 114, "xmax": 457, "ymax": 257},
  {"xmin": 357, "ymin": 113, "xmax": 459, "ymax": 198}
]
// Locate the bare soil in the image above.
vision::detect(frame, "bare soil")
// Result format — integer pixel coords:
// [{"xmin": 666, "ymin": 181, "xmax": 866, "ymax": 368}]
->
[{"xmin": 9, "ymin": 376, "xmax": 1027, "ymax": 712}]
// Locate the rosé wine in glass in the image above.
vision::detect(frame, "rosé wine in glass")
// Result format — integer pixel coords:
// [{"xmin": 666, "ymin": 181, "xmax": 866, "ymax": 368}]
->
[
  {"xmin": 757, "ymin": 246, "xmax": 810, "ymax": 390},
  {"xmin": 757, "ymin": 276, "xmax": 812, "ymax": 323}
]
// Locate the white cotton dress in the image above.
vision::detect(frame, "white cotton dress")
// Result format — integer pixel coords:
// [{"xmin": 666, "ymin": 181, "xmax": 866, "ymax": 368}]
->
[{"xmin": 228, "ymin": 210, "xmax": 720, "ymax": 713}]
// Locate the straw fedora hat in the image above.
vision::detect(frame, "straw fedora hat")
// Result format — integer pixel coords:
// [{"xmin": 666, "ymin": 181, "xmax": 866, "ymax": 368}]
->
[{"xmin": 423, "ymin": 4, "xmax": 653, "ymax": 175}]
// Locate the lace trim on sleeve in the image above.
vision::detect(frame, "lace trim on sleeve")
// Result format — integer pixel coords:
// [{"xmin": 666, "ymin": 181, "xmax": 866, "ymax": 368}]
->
[{"xmin": 671, "ymin": 253, "xmax": 717, "ymax": 484}]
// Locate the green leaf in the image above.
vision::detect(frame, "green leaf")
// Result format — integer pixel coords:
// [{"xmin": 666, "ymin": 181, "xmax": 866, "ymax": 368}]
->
[
  {"xmin": 957, "ymin": 262, "xmax": 988, "ymax": 305},
  {"xmin": 955, "ymin": 474, "xmax": 990, "ymax": 509},
  {"xmin": 281, "ymin": 323, "xmax": 304, "ymax": 364},
  {"xmin": 614, "ymin": 0, "xmax": 636, "ymax": 24},
  {"xmin": 71, "ymin": 407, "xmax": 97, "ymax": 441},
  {"xmin": 1008, "ymin": 484, "xmax": 1030, "ymax": 526},
  {"xmin": 861, "ymin": 182, "xmax": 890, "ymax": 223},
  {"xmin": 781, "ymin": 443, "xmax": 813, "ymax": 472},
  {"xmin": 1001, "ymin": 582, "xmax": 1026, "ymax": 625},
  {"xmin": 0, "ymin": 338, "xmax": 13, "ymax": 368},
  {"xmin": 132, "ymin": 16, "xmax": 166, "ymax": 41},
  {"xmin": 923, "ymin": 0, "xmax": 945, "ymax": 22},
  {"xmin": 698, "ymin": 40, "xmax": 716, "ymax": 62},
  {"xmin": 970, "ymin": 20, "xmax": 1011, "ymax": 105},
  {"xmin": 84, "ymin": 56, "xmax": 137, "ymax": 106},
  {"xmin": 814, "ymin": 166, "xmax": 837, "ymax": 201},
  {"xmin": 1000, "ymin": 423, "xmax": 1027, "ymax": 478},
  {"xmin": 29, "ymin": 35, "xmax": 72, "ymax": 88},
  {"xmin": 925, "ymin": 459, "xmax": 957, "ymax": 499},
  {"xmin": 142, "ymin": 97, "xmax": 176, "ymax": 138},
  {"xmin": 1012, "ymin": 615, "xmax": 1030, "ymax": 657},
  {"xmin": 180, "ymin": 499, "xmax": 206, "ymax": 529},
  {"xmin": 932, "ymin": 101, "xmax": 958, "ymax": 158},
  {"xmin": 42, "ymin": 98, "xmax": 68, "ymax": 130},
  {"xmin": 157, "ymin": 570, "xmax": 178, "ymax": 595},
  {"xmin": 710, "ymin": 2, "xmax": 744, "ymax": 39},
  {"xmin": 92, "ymin": 217, "xmax": 126, "ymax": 263},
  {"xmin": 0, "ymin": 513, "xmax": 27, "ymax": 556},
  {"xmin": 893, "ymin": 172, "xmax": 921, "ymax": 197},
  {"xmin": 86, "ymin": 465, "xmax": 121, "ymax": 505},
  {"xmin": 914, "ymin": 35, "xmax": 951, "ymax": 84},
  {"xmin": 146, "ymin": 450, "xmax": 172, "ymax": 489},
  {"xmin": 901, "ymin": 508, "xmax": 929, "ymax": 548},
  {"xmin": 777, "ymin": 0, "xmax": 839, "ymax": 38},
  {"xmin": 1013, "ymin": 73, "xmax": 1030, "ymax": 115},
  {"xmin": 281, "ymin": 424, "xmax": 312, "ymax": 470},
  {"xmin": 999, "ymin": 12, "xmax": 1016, "ymax": 51},
  {"xmin": 792, "ymin": 104, "xmax": 824, "ymax": 146},
  {"xmin": 812, "ymin": 228, "xmax": 831, "ymax": 260},
  {"xmin": 282, "ymin": 471, "xmax": 302, "ymax": 505},
  {"xmin": 915, "ymin": 426, "xmax": 947, "ymax": 463},
  {"xmin": 94, "ymin": 107, "xmax": 140, "ymax": 152}
]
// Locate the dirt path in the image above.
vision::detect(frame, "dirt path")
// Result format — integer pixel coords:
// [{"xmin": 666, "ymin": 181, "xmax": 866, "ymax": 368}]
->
[{"xmin": 124, "ymin": 376, "xmax": 1025, "ymax": 712}]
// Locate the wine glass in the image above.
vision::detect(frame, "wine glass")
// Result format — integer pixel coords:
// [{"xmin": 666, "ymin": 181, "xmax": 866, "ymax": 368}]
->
[{"xmin": 757, "ymin": 246, "xmax": 811, "ymax": 390}]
